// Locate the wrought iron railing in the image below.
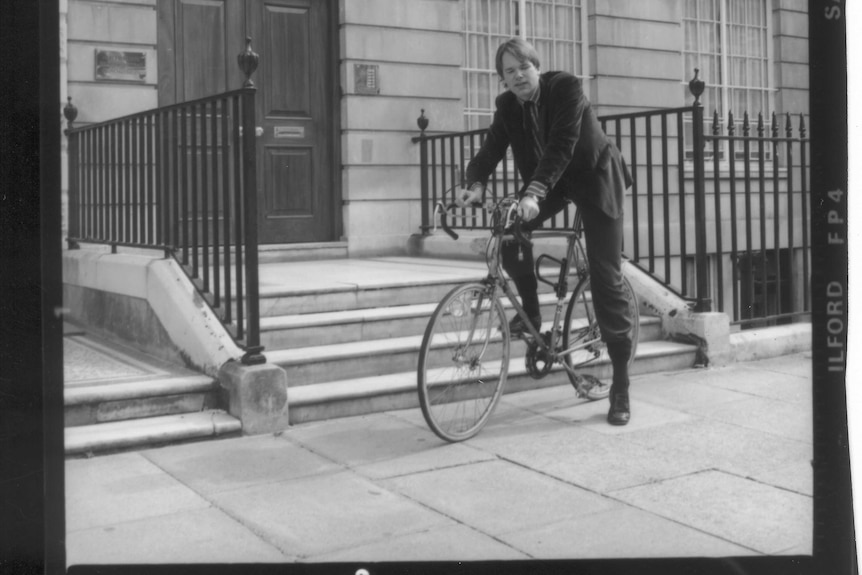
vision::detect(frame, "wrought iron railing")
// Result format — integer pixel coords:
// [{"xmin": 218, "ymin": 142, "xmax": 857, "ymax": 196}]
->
[
  {"xmin": 413, "ymin": 72, "xmax": 811, "ymax": 328},
  {"xmin": 65, "ymin": 40, "xmax": 265, "ymax": 363},
  {"xmin": 703, "ymin": 109, "xmax": 810, "ymax": 327}
]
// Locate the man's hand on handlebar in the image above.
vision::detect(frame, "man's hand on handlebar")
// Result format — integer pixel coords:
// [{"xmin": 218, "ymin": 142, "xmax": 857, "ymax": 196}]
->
[
  {"xmin": 519, "ymin": 195, "xmax": 539, "ymax": 221},
  {"xmin": 456, "ymin": 186, "xmax": 484, "ymax": 208}
]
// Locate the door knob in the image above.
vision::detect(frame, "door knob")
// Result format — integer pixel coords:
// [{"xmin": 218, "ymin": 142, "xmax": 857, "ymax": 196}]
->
[{"xmin": 239, "ymin": 126, "xmax": 265, "ymax": 137}]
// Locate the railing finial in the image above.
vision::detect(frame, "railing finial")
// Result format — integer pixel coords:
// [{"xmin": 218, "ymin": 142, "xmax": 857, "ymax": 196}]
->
[
  {"xmin": 237, "ymin": 37, "xmax": 260, "ymax": 88},
  {"xmin": 63, "ymin": 96, "xmax": 78, "ymax": 131},
  {"xmin": 417, "ymin": 109, "xmax": 429, "ymax": 134},
  {"xmin": 799, "ymin": 113, "xmax": 807, "ymax": 138},
  {"xmin": 689, "ymin": 68, "xmax": 705, "ymax": 105},
  {"xmin": 727, "ymin": 110, "xmax": 735, "ymax": 136}
]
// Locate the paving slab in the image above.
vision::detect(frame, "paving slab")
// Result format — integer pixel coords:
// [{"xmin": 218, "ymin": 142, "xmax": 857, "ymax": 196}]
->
[
  {"xmin": 141, "ymin": 434, "xmax": 342, "ymax": 496},
  {"xmin": 308, "ymin": 524, "xmax": 530, "ymax": 562},
  {"xmin": 610, "ymin": 469, "xmax": 813, "ymax": 555},
  {"xmin": 205, "ymin": 469, "xmax": 454, "ymax": 559},
  {"xmin": 282, "ymin": 411, "xmax": 497, "ymax": 479},
  {"xmin": 496, "ymin": 381, "xmax": 587, "ymax": 413},
  {"xmin": 66, "ymin": 506, "xmax": 290, "ymax": 565},
  {"xmin": 665, "ymin": 361, "xmax": 811, "ymax": 405},
  {"xmin": 65, "ymin": 452, "xmax": 212, "ymax": 532},
  {"xmin": 742, "ymin": 352, "xmax": 813, "ymax": 379},
  {"xmin": 629, "ymin": 372, "xmax": 757, "ymax": 411},
  {"xmin": 469, "ymin": 424, "xmax": 709, "ymax": 493},
  {"xmin": 381, "ymin": 459, "xmax": 619, "ymax": 537},
  {"xmin": 620, "ymin": 417, "xmax": 813, "ymax": 480},
  {"xmin": 542, "ymin": 395, "xmax": 695, "ymax": 436},
  {"xmin": 497, "ymin": 506, "xmax": 755, "ymax": 559},
  {"xmin": 393, "ymin": 396, "xmax": 569, "ymax": 446},
  {"xmin": 745, "ymin": 459, "xmax": 814, "ymax": 496},
  {"xmin": 684, "ymin": 395, "xmax": 813, "ymax": 443},
  {"xmin": 461, "ymin": 408, "xmax": 579, "ymax": 449}
]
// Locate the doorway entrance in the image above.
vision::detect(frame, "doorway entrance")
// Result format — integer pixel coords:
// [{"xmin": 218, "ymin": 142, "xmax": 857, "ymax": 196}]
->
[{"xmin": 157, "ymin": 0, "xmax": 340, "ymax": 244}]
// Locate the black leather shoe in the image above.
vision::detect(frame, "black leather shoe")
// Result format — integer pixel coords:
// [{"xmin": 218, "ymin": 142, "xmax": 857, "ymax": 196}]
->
[
  {"xmin": 607, "ymin": 392, "xmax": 630, "ymax": 426},
  {"xmin": 509, "ymin": 314, "xmax": 542, "ymax": 337}
]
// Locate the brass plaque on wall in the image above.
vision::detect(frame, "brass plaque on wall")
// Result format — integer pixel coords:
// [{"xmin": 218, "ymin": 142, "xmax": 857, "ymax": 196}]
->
[
  {"xmin": 354, "ymin": 64, "xmax": 380, "ymax": 95},
  {"xmin": 95, "ymin": 50, "xmax": 147, "ymax": 83}
]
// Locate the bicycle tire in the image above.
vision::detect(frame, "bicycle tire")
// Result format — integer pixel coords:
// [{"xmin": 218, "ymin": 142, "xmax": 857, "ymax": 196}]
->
[
  {"xmin": 417, "ymin": 282, "xmax": 510, "ymax": 442},
  {"xmin": 562, "ymin": 274, "xmax": 639, "ymax": 400}
]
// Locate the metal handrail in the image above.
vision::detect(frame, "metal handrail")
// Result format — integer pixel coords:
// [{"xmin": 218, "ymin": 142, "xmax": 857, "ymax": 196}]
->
[
  {"xmin": 413, "ymin": 71, "xmax": 811, "ymax": 328},
  {"xmin": 65, "ymin": 41, "xmax": 265, "ymax": 364}
]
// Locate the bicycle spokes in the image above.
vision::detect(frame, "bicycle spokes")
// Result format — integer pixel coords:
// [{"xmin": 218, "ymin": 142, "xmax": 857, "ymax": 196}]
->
[{"xmin": 418, "ymin": 283, "xmax": 509, "ymax": 442}]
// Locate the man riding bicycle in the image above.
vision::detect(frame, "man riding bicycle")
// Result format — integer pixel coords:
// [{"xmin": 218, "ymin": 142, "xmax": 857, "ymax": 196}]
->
[{"xmin": 457, "ymin": 37, "xmax": 635, "ymax": 425}]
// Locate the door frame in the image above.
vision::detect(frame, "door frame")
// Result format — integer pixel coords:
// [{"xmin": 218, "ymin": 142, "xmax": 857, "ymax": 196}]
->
[{"xmin": 156, "ymin": 0, "xmax": 343, "ymax": 244}]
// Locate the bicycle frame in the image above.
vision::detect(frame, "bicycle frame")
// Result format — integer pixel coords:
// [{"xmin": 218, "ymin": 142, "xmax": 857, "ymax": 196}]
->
[{"xmin": 437, "ymin": 200, "xmax": 602, "ymax": 375}]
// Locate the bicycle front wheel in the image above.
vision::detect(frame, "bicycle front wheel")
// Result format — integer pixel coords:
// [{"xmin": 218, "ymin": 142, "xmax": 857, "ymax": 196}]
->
[
  {"xmin": 417, "ymin": 283, "xmax": 510, "ymax": 442},
  {"xmin": 562, "ymin": 274, "xmax": 639, "ymax": 400}
]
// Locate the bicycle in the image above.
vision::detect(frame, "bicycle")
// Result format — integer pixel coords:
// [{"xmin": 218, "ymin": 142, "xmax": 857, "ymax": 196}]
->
[{"xmin": 416, "ymin": 197, "xmax": 640, "ymax": 442}]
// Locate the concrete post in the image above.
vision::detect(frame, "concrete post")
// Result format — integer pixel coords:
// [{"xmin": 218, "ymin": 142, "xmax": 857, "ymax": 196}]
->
[{"xmin": 219, "ymin": 361, "xmax": 290, "ymax": 435}]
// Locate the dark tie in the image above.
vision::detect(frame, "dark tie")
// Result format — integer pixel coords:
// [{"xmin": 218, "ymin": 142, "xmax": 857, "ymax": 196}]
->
[{"xmin": 523, "ymin": 100, "xmax": 543, "ymax": 161}]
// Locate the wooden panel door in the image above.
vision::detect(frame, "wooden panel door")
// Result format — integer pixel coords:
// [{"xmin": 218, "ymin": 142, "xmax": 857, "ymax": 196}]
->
[
  {"xmin": 158, "ymin": 0, "xmax": 338, "ymax": 244},
  {"xmin": 158, "ymin": 0, "xmax": 245, "ymax": 104},
  {"xmin": 246, "ymin": 0, "xmax": 336, "ymax": 244}
]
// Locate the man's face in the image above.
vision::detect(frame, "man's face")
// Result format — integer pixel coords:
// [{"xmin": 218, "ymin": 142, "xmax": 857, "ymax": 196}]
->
[{"xmin": 500, "ymin": 51, "xmax": 540, "ymax": 100}]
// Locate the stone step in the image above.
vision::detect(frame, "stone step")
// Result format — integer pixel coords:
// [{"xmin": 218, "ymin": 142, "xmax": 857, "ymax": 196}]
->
[
  {"xmin": 260, "ymin": 292, "xmax": 603, "ymax": 349},
  {"xmin": 258, "ymin": 279, "xmax": 480, "ymax": 317},
  {"xmin": 65, "ymin": 375, "xmax": 221, "ymax": 427},
  {"xmin": 258, "ymin": 242, "xmax": 349, "ymax": 264},
  {"xmin": 255, "ymin": 261, "xmax": 567, "ymax": 317},
  {"xmin": 285, "ymin": 339, "xmax": 698, "ymax": 425},
  {"xmin": 268, "ymin": 316, "xmax": 663, "ymax": 386},
  {"xmin": 65, "ymin": 411, "xmax": 242, "ymax": 456}
]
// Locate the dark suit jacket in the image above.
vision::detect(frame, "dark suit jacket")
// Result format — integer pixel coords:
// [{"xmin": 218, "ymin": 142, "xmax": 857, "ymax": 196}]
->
[{"xmin": 465, "ymin": 71, "xmax": 631, "ymax": 219}]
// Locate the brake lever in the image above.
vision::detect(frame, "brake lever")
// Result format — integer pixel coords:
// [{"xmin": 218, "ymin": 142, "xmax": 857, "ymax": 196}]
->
[{"xmin": 438, "ymin": 203, "xmax": 459, "ymax": 240}]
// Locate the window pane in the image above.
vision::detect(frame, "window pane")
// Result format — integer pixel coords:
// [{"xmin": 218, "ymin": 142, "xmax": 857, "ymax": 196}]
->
[
  {"xmin": 683, "ymin": 0, "xmax": 772, "ymax": 117},
  {"xmin": 465, "ymin": 0, "xmax": 584, "ymax": 126}
]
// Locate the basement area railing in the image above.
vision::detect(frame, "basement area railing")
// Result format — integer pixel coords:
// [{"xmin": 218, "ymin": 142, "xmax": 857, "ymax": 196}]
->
[
  {"xmin": 64, "ymin": 39, "xmax": 265, "ymax": 364},
  {"xmin": 413, "ymin": 71, "xmax": 811, "ymax": 328}
]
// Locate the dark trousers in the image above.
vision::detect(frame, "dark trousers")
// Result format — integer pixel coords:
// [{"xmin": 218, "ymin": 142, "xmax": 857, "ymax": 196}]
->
[{"xmin": 502, "ymin": 194, "xmax": 633, "ymax": 347}]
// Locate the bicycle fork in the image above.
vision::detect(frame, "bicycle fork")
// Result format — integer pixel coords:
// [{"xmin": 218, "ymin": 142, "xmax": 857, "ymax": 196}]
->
[{"xmin": 452, "ymin": 287, "xmax": 496, "ymax": 369}]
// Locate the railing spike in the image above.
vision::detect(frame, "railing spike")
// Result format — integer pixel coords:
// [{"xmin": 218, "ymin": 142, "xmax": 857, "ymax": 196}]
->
[
  {"xmin": 743, "ymin": 111, "xmax": 750, "ymax": 136},
  {"xmin": 757, "ymin": 112, "xmax": 765, "ymax": 136},
  {"xmin": 799, "ymin": 113, "xmax": 807, "ymax": 138},
  {"xmin": 728, "ymin": 110, "xmax": 735, "ymax": 136},
  {"xmin": 771, "ymin": 111, "xmax": 779, "ymax": 138},
  {"xmin": 63, "ymin": 96, "xmax": 78, "ymax": 128},
  {"xmin": 237, "ymin": 37, "xmax": 260, "ymax": 88},
  {"xmin": 785, "ymin": 112, "xmax": 793, "ymax": 138},
  {"xmin": 711, "ymin": 109, "xmax": 720, "ymax": 135},
  {"xmin": 688, "ymin": 68, "xmax": 705, "ymax": 105},
  {"xmin": 417, "ymin": 109, "xmax": 429, "ymax": 134}
]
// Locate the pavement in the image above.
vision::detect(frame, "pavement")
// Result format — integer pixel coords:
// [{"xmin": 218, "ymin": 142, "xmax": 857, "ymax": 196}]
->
[{"xmin": 64, "ymin": 351, "xmax": 813, "ymax": 567}]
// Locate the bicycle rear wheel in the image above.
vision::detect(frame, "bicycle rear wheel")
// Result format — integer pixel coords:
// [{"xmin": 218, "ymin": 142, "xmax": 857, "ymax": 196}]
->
[
  {"xmin": 417, "ymin": 283, "xmax": 510, "ymax": 442},
  {"xmin": 562, "ymin": 274, "xmax": 639, "ymax": 400}
]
